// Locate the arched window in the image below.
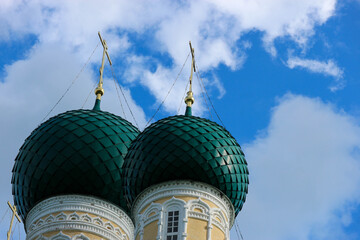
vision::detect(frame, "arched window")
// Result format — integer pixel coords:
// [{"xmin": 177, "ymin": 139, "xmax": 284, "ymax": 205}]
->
[
  {"xmin": 166, "ymin": 209, "xmax": 180, "ymax": 240},
  {"xmin": 162, "ymin": 198, "xmax": 186, "ymax": 240}
]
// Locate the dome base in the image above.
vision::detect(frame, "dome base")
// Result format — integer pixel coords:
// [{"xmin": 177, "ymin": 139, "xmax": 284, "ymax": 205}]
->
[
  {"xmin": 25, "ymin": 195, "xmax": 134, "ymax": 240},
  {"xmin": 132, "ymin": 181, "xmax": 235, "ymax": 240}
]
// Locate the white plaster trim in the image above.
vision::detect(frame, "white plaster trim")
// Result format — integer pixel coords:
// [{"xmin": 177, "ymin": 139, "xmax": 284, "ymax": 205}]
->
[
  {"xmin": 26, "ymin": 195, "xmax": 134, "ymax": 240},
  {"xmin": 49, "ymin": 231, "xmax": 71, "ymax": 240},
  {"xmin": 133, "ymin": 182, "xmax": 232, "ymax": 240},
  {"xmin": 72, "ymin": 233, "xmax": 90, "ymax": 240},
  {"xmin": 211, "ymin": 209, "xmax": 227, "ymax": 232},
  {"xmin": 132, "ymin": 181, "xmax": 234, "ymax": 227},
  {"xmin": 141, "ymin": 203, "xmax": 162, "ymax": 223},
  {"xmin": 35, "ymin": 231, "xmax": 91, "ymax": 240},
  {"xmin": 187, "ymin": 198, "xmax": 210, "ymax": 214},
  {"xmin": 29, "ymin": 215, "xmax": 126, "ymax": 240}
]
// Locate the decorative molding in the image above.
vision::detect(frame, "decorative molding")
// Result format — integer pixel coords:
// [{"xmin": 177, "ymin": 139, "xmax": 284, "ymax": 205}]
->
[
  {"xmin": 45, "ymin": 215, "xmax": 55, "ymax": 223},
  {"xmin": 27, "ymin": 195, "xmax": 134, "ymax": 232},
  {"xmin": 141, "ymin": 202, "xmax": 162, "ymax": 227},
  {"xmin": 134, "ymin": 182, "xmax": 232, "ymax": 240},
  {"xmin": 133, "ymin": 181, "xmax": 234, "ymax": 227},
  {"xmin": 211, "ymin": 209, "xmax": 227, "ymax": 233},
  {"xmin": 72, "ymin": 233, "xmax": 90, "ymax": 240},
  {"xmin": 26, "ymin": 195, "xmax": 134, "ymax": 240},
  {"xmin": 28, "ymin": 213, "xmax": 127, "ymax": 240},
  {"xmin": 187, "ymin": 198, "xmax": 210, "ymax": 214},
  {"xmin": 80, "ymin": 214, "xmax": 92, "ymax": 223},
  {"xmin": 35, "ymin": 231, "xmax": 91, "ymax": 240},
  {"xmin": 69, "ymin": 212, "xmax": 80, "ymax": 221}
]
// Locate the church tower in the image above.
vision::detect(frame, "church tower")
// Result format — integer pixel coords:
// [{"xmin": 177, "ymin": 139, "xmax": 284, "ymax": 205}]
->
[{"xmin": 10, "ymin": 37, "xmax": 249, "ymax": 240}]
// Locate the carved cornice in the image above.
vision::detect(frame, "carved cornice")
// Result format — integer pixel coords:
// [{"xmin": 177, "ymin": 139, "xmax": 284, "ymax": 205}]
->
[
  {"xmin": 133, "ymin": 181, "xmax": 234, "ymax": 227},
  {"xmin": 133, "ymin": 182, "xmax": 232, "ymax": 239},
  {"xmin": 35, "ymin": 231, "xmax": 90, "ymax": 240},
  {"xmin": 26, "ymin": 195, "xmax": 134, "ymax": 240}
]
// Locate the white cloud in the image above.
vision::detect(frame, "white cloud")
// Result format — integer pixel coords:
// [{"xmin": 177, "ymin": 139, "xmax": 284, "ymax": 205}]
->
[
  {"xmin": 287, "ymin": 57, "xmax": 343, "ymax": 78},
  {"xmin": 0, "ymin": 0, "xmax": 340, "ymax": 118},
  {"xmin": 236, "ymin": 94, "xmax": 360, "ymax": 240},
  {"xmin": 206, "ymin": 0, "xmax": 337, "ymax": 52},
  {"xmin": 208, "ymin": 75, "xmax": 226, "ymax": 99},
  {"xmin": 0, "ymin": 0, "xmax": 337, "ymax": 67},
  {"xmin": 0, "ymin": 43, "xmax": 146, "ymax": 125},
  {"xmin": 286, "ymin": 57, "xmax": 344, "ymax": 91},
  {"xmin": 124, "ymin": 55, "xmax": 207, "ymax": 116}
]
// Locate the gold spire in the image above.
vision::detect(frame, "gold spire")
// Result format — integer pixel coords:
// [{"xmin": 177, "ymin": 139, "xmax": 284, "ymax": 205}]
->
[
  {"xmin": 95, "ymin": 31, "xmax": 112, "ymax": 100},
  {"xmin": 7, "ymin": 201, "xmax": 21, "ymax": 240},
  {"xmin": 184, "ymin": 41, "xmax": 196, "ymax": 108}
]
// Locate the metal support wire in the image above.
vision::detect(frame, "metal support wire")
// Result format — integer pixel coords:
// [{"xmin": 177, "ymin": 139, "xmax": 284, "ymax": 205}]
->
[
  {"xmin": 195, "ymin": 63, "xmax": 226, "ymax": 128},
  {"xmin": 177, "ymin": 80, "xmax": 189, "ymax": 115},
  {"xmin": 109, "ymin": 65, "xmax": 139, "ymax": 129},
  {"xmin": 42, "ymin": 42, "xmax": 100, "ymax": 122},
  {"xmin": 0, "ymin": 208, "xmax": 9, "ymax": 225},
  {"xmin": 145, "ymin": 52, "xmax": 190, "ymax": 128},
  {"xmin": 81, "ymin": 81, "xmax": 98, "ymax": 109},
  {"xmin": 234, "ymin": 218, "xmax": 245, "ymax": 240},
  {"xmin": 10, "ymin": 221, "xmax": 18, "ymax": 240},
  {"xmin": 111, "ymin": 65, "xmax": 127, "ymax": 119},
  {"xmin": 17, "ymin": 221, "xmax": 20, "ymax": 240},
  {"xmin": 195, "ymin": 70, "xmax": 213, "ymax": 120}
]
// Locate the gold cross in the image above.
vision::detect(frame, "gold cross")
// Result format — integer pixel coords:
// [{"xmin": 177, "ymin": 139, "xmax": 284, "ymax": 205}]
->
[
  {"xmin": 7, "ymin": 201, "xmax": 21, "ymax": 240},
  {"xmin": 184, "ymin": 41, "xmax": 196, "ymax": 107},
  {"xmin": 189, "ymin": 41, "xmax": 196, "ymax": 92},
  {"xmin": 95, "ymin": 31, "xmax": 113, "ymax": 100}
]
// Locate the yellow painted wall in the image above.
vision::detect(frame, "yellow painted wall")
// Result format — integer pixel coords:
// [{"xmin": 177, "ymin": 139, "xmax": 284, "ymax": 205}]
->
[
  {"xmin": 187, "ymin": 218, "xmax": 207, "ymax": 240},
  {"xmin": 143, "ymin": 220, "xmax": 158, "ymax": 240},
  {"xmin": 211, "ymin": 225, "xmax": 225, "ymax": 240}
]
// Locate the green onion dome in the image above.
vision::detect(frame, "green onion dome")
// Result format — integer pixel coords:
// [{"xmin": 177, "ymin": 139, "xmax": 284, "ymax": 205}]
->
[
  {"xmin": 123, "ymin": 115, "xmax": 249, "ymax": 216},
  {"xmin": 12, "ymin": 108, "xmax": 140, "ymax": 221}
]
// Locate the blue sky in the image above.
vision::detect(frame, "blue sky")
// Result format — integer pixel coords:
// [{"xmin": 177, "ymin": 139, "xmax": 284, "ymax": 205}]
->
[{"xmin": 0, "ymin": 0, "xmax": 360, "ymax": 239}]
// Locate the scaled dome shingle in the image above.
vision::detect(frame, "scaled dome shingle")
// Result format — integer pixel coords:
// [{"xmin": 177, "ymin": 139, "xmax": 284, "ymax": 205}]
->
[
  {"xmin": 12, "ymin": 109, "xmax": 140, "ymax": 221},
  {"xmin": 123, "ymin": 115, "xmax": 249, "ymax": 216}
]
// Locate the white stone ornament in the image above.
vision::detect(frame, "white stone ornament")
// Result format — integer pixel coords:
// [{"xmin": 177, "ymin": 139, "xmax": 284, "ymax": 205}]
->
[
  {"xmin": 133, "ymin": 181, "xmax": 233, "ymax": 240},
  {"xmin": 26, "ymin": 195, "xmax": 134, "ymax": 240}
]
